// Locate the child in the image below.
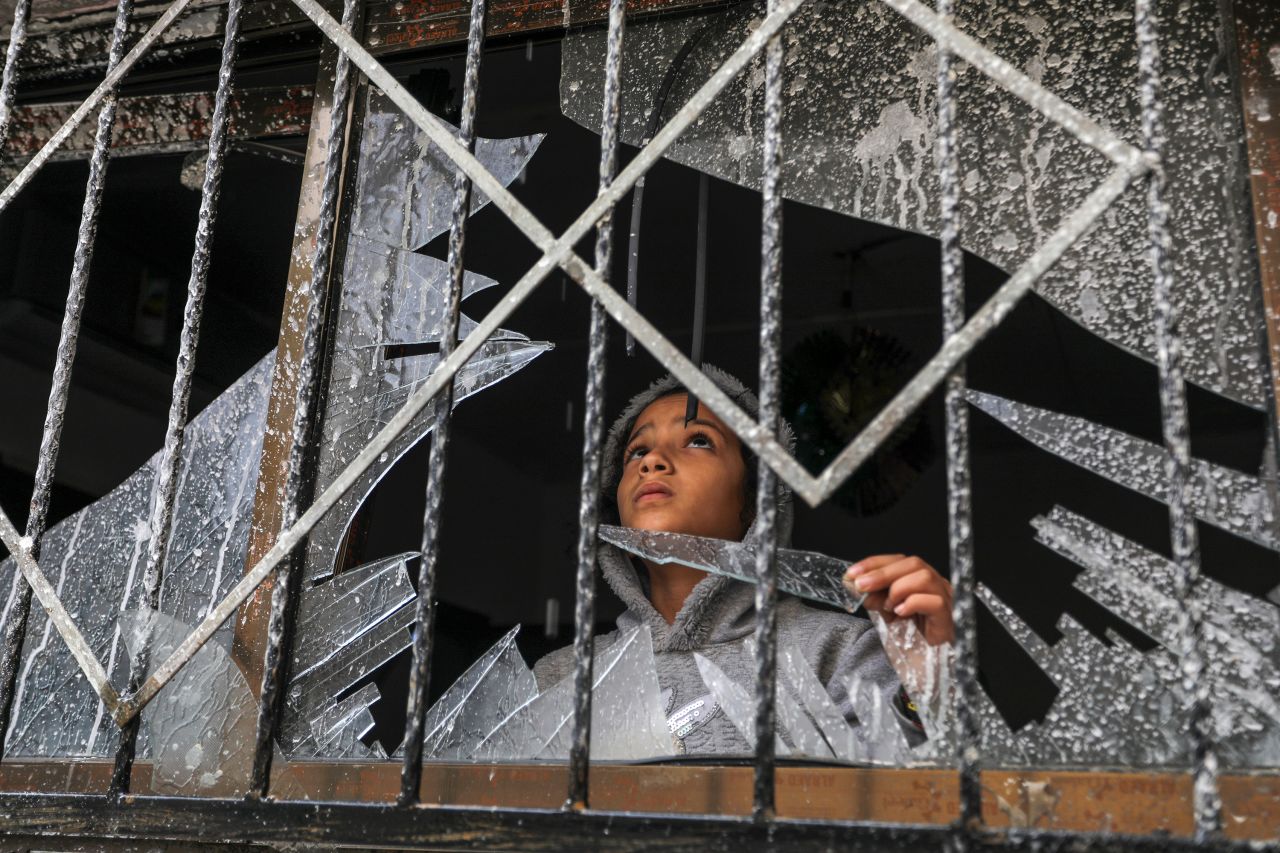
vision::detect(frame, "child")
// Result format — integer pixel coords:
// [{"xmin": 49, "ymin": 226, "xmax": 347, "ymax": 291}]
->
[{"xmin": 534, "ymin": 367, "xmax": 954, "ymax": 754}]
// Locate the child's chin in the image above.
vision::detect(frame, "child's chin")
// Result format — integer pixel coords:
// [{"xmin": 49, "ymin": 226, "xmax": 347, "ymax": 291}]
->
[{"xmin": 625, "ymin": 513, "xmax": 690, "ymax": 536}]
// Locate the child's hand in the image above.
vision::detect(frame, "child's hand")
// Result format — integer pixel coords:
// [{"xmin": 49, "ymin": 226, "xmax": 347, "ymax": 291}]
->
[{"xmin": 843, "ymin": 555, "xmax": 955, "ymax": 646}]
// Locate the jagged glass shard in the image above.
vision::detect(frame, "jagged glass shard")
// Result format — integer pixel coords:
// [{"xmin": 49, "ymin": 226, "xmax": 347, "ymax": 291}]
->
[
  {"xmin": 291, "ymin": 552, "xmax": 417, "ymax": 680},
  {"xmin": 741, "ymin": 638, "xmax": 832, "ymax": 759},
  {"xmin": 867, "ymin": 611, "xmax": 955, "ymax": 748},
  {"xmin": 121, "ymin": 609, "xmax": 255, "ymax": 796},
  {"xmin": 977, "ymin": 584, "xmax": 1183, "ymax": 766},
  {"xmin": 1032, "ymin": 506, "xmax": 1280, "ymax": 766},
  {"xmin": 693, "ymin": 651, "xmax": 788, "ymax": 755},
  {"xmin": 281, "ymin": 612, "xmax": 414, "ymax": 758},
  {"xmin": 777, "ymin": 643, "xmax": 857, "ymax": 761},
  {"xmin": 280, "ymin": 558, "xmax": 416, "ymax": 759},
  {"xmin": 968, "ymin": 390, "xmax": 1280, "ymax": 552},
  {"xmin": 843, "ymin": 670, "xmax": 913, "ymax": 765},
  {"xmin": 394, "ymin": 625, "xmax": 537, "ymax": 761},
  {"xmin": 472, "ymin": 626, "xmax": 672, "ymax": 761},
  {"xmin": 303, "ymin": 91, "xmax": 549, "ymax": 583},
  {"xmin": 351, "ymin": 89, "xmax": 544, "ymax": 252},
  {"xmin": 561, "ymin": 0, "xmax": 1264, "ymax": 408},
  {"xmin": 598, "ymin": 524, "xmax": 862, "ymax": 612},
  {"xmin": 308, "ymin": 682, "xmax": 386, "ymax": 760},
  {"xmin": 0, "ymin": 353, "xmax": 275, "ymax": 757}
]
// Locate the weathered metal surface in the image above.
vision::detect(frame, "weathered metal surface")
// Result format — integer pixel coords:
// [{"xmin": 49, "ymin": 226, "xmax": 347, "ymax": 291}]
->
[
  {"xmin": 0, "ymin": 0, "xmax": 309, "ymax": 82},
  {"xmin": 0, "ymin": 85, "xmax": 312, "ymax": 162},
  {"xmin": 399, "ymin": 0, "xmax": 486, "ymax": 805},
  {"xmin": 934, "ymin": 0, "xmax": 979, "ymax": 834},
  {"xmin": 246, "ymin": 0, "xmax": 357, "ymax": 799},
  {"xmin": 0, "ymin": 763, "xmax": 1277, "ymax": 842},
  {"xmin": 231, "ymin": 37, "xmax": 356, "ymax": 698},
  {"xmin": 565, "ymin": 0, "xmax": 624, "ymax": 811},
  {"xmin": 0, "ymin": 0, "xmax": 199, "ymax": 214},
  {"xmin": 112, "ymin": 0, "xmax": 244, "ymax": 796},
  {"xmin": 1236, "ymin": 0, "xmax": 1280, "ymax": 428},
  {"xmin": 749, "ymin": 0, "xmax": 783, "ymax": 819},
  {"xmin": 0, "ymin": 0, "xmax": 730, "ymax": 85}
]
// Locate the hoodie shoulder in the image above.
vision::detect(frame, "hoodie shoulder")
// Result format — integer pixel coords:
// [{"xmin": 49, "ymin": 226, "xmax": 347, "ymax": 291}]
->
[{"xmin": 532, "ymin": 629, "xmax": 623, "ymax": 691}]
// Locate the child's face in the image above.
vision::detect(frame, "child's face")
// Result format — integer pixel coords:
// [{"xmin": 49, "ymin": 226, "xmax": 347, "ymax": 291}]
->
[{"xmin": 616, "ymin": 393, "xmax": 749, "ymax": 541}]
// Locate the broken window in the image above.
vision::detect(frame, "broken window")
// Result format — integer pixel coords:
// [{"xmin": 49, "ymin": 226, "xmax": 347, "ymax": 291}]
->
[{"xmin": 0, "ymin": 0, "xmax": 1276, "ymax": 845}]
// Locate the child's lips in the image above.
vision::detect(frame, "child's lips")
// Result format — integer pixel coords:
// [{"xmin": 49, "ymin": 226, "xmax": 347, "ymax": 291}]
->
[{"xmin": 634, "ymin": 483, "xmax": 674, "ymax": 504}]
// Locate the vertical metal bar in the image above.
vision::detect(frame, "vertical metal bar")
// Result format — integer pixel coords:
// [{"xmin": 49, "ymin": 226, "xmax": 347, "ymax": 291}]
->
[
  {"xmin": 0, "ymin": 0, "xmax": 133, "ymax": 762},
  {"xmin": 1133, "ymin": 0, "xmax": 1221, "ymax": 839},
  {"xmin": 566, "ymin": 0, "xmax": 627, "ymax": 812},
  {"xmin": 751, "ymin": 0, "xmax": 784, "ymax": 822},
  {"xmin": 232, "ymin": 49, "xmax": 359, "ymax": 697},
  {"xmin": 683, "ymin": 174, "xmax": 709, "ymax": 425},
  {"xmin": 1231, "ymin": 0, "xmax": 1280, "ymax": 463},
  {"xmin": 0, "ymin": 0, "xmax": 32, "ymax": 147},
  {"xmin": 624, "ymin": 181, "xmax": 643, "ymax": 357},
  {"xmin": 247, "ymin": 0, "xmax": 359, "ymax": 798},
  {"xmin": 935, "ymin": 0, "xmax": 980, "ymax": 842},
  {"xmin": 109, "ymin": 0, "xmax": 245, "ymax": 797},
  {"xmin": 397, "ymin": 0, "xmax": 487, "ymax": 805}
]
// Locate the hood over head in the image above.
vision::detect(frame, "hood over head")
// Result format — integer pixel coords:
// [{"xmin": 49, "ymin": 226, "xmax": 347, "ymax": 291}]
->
[{"xmin": 597, "ymin": 366, "xmax": 799, "ymax": 651}]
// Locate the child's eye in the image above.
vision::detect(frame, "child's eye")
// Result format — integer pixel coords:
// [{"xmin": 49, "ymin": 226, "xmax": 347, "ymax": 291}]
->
[
  {"xmin": 687, "ymin": 432, "xmax": 714, "ymax": 449},
  {"xmin": 625, "ymin": 444, "xmax": 647, "ymax": 462}
]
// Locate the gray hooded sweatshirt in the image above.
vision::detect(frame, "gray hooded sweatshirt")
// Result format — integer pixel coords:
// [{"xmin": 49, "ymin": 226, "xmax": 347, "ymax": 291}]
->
[{"xmin": 533, "ymin": 367, "xmax": 920, "ymax": 755}]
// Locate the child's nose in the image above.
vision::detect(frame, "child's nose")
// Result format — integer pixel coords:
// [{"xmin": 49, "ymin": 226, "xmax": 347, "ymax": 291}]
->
[{"xmin": 640, "ymin": 448, "xmax": 671, "ymax": 473}]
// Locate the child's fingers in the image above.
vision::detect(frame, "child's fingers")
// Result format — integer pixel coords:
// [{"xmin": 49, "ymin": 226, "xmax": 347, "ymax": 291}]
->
[
  {"xmin": 892, "ymin": 593, "xmax": 948, "ymax": 618},
  {"xmin": 845, "ymin": 555, "xmax": 929, "ymax": 595},
  {"xmin": 861, "ymin": 590, "xmax": 888, "ymax": 615},
  {"xmin": 843, "ymin": 555, "xmax": 903, "ymax": 598},
  {"xmin": 846, "ymin": 554, "xmax": 905, "ymax": 578},
  {"xmin": 885, "ymin": 569, "xmax": 949, "ymax": 612}
]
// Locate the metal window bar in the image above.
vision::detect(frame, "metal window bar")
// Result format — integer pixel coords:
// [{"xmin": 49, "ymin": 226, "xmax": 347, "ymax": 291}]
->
[
  {"xmin": 1133, "ymin": 0, "xmax": 1221, "ymax": 838},
  {"xmin": 750, "ymin": 0, "xmax": 784, "ymax": 820},
  {"xmin": 0, "ymin": 0, "xmax": 31, "ymax": 148},
  {"xmin": 0, "ymin": 0, "xmax": 1249, "ymax": 845},
  {"xmin": 108, "ymin": 0, "xmax": 246, "ymax": 796},
  {"xmin": 246, "ymin": 0, "xmax": 360, "ymax": 800},
  {"xmin": 566, "ymin": 0, "xmax": 627, "ymax": 812},
  {"xmin": 935, "ymin": 0, "xmax": 981, "ymax": 841},
  {"xmin": 398, "ymin": 0, "xmax": 485, "ymax": 806}
]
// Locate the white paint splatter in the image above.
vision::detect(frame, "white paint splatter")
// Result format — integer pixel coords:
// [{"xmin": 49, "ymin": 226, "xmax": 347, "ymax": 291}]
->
[
  {"xmin": 992, "ymin": 230, "xmax": 1019, "ymax": 252},
  {"xmin": 851, "ymin": 101, "xmax": 929, "ymax": 227}
]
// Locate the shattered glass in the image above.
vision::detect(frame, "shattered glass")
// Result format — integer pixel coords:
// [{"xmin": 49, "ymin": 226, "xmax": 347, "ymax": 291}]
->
[
  {"xmin": 968, "ymin": 389, "xmax": 1280, "ymax": 552},
  {"xmin": 280, "ymin": 90, "xmax": 551, "ymax": 758},
  {"xmin": 735, "ymin": 637, "xmax": 829, "ymax": 758},
  {"xmin": 1033, "ymin": 506, "xmax": 1280, "ymax": 767},
  {"xmin": 692, "ymin": 651, "xmax": 788, "ymax": 756},
  {"xmin": 0, "ymin": 89, "xmax": 551, "ymax": 761},
  {"xmin": 121, "ymin": 609, "xmax": 256, "ymax": 796},
  {"xmin": 279, "ymin": 552, "xmax": 417, "ymax": 759},
  {"xmin": 977, "ymin": 583, "xmax": 1183, "ymax": 767},
  {"xmin": 470, "ymin": 626, "xmax": 673, "ymax": 761},
  {"xmin": 597, "ymin": 524, "xmax": 863, "ymax": 612},
  {"xmin": 778, "ymin": 642, "xmax": 857, "ymax": 761},
  {"xmin": 561, "ymin": 0, "xmax": 1265, "ymax": 409},
  {"xmin": 302, "ymin": 89, "xmax": 551, "ymax": 584},
  {"xmin": 0, "ymin": 352, "xmax": 274, "ymax": 757},
  {"xmin": 393, "ymin": 626, "xmax": 538, "ymax": 761}
]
